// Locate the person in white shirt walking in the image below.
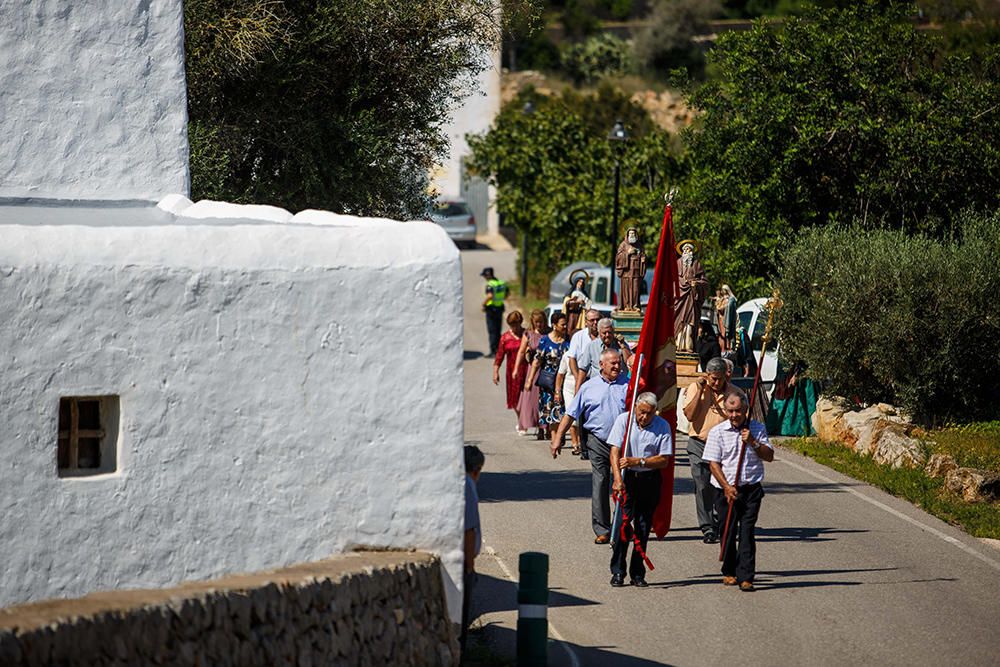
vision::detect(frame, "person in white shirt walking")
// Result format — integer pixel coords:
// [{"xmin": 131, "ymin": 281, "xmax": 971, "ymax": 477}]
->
[
  {"xmin": 608, "ymin": 393, "xmax": 674, "ymax": 587},
  {"xmin": 561, "ymin": 309, "xmax": 601, "ymax": 455},
  {"xmin": 703, "ymin": 390, "xmax": 773, "ymax": 591}
]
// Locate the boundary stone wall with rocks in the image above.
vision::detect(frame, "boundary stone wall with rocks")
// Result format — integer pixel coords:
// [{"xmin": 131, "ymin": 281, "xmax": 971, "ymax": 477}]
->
[
  {"xmin": 812, "ymin": 396, "xmax": 1000, "ymax": 502},
  {"xmin": 0, "ymin": 551, "xmax": 458, "ymax": 667}
]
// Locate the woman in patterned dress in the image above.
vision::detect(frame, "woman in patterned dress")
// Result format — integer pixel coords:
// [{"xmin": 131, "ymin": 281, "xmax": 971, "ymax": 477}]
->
[
  {"xmin": 493, "ymin": 311, "xmax": 527, "ymax": 429},
  {"xmin": 526, "ymin": 311, "xmax": 570, "ymax": 442}
]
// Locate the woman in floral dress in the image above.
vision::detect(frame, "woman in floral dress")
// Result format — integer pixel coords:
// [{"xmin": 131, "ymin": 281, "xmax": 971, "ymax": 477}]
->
[{"xmin": 526, "ymin": 311, "xmax": 570, "ymax": 442}]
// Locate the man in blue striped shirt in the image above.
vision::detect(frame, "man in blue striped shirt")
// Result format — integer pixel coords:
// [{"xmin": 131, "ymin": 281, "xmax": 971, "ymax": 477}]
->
[{"xmin": 704, "ymin": 390, "xmax": 773, "ymax": 592}]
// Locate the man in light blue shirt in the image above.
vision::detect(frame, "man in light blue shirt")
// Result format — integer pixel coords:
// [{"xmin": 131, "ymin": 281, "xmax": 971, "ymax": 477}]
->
[
  {"xmin": 552, "ymin": 349, "xmax": 628, "ymax": 543},
  {"xmin": 608, "ymin": 393, "xmax": 673, "ymax": 587}
]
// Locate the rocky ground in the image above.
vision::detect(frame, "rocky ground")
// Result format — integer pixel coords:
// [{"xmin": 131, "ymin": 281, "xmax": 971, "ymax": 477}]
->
[{"xmin": 501, "ymin": 70, "xmax": 695, "ymax": 135}]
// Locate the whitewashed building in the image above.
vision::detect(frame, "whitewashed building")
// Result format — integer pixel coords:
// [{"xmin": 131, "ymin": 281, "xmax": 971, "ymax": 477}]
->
[
  {"xmin": 0, "ymin": 1, "xmax": 466, "ymax": 618},
  {"xmin": 434, "ymin": 47, "xmax": 503, "ymax": 239}
]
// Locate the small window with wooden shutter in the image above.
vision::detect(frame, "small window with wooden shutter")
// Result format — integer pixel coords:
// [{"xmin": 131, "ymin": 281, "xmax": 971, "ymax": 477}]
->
[{"xmin": 57, "ymin": 396, "xmax": 119, "ymax": 477}]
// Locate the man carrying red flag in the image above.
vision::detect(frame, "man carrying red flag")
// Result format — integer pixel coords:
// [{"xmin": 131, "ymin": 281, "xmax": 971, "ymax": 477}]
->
[
  {"xmin": 608, "ymin": 393, "xmax": 674, "ymax": 587},
  {"xmin": 622, "ymin": 199, "xmax": 681, "ymax": 539}
]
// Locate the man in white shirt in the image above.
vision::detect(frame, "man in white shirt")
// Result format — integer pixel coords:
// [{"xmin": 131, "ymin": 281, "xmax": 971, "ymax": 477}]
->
[
  {"xmin": 607, "ymin": 392, "xmax": 674, "ymax": 587},
  {"xmin": 563, "ymin": 309, "xmax": 601, "ymax": 456},
  {"xmin": 575, "ymin": 318, "xmax": 633, "ymax": 385},
  {"xmin": 703, "ymin": 390, "xmax": 773, "ymax": 592}
]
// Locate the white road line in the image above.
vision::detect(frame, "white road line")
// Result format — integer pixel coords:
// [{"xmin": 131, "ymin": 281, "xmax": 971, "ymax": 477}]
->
[
  {"xmin": 775, "ymin": 456, "xmax": 1000, "ymax": 572},
  {"xmin": 484, "ymin": 546, "xmax": 582, "ymax": 667}
]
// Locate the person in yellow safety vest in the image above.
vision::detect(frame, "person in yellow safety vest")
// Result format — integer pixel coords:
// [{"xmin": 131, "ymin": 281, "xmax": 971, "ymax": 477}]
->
[{"xmin": 481, "ymin": 266, "xmax": 508, "ymax": 356}]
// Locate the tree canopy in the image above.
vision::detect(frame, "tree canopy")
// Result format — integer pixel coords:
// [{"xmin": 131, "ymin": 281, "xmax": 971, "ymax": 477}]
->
[
  {"xmin": 678, "ymin": 1, "xmax": 1000, "ymax": 293},
  {"xmin": 184, "ymin": 0, "xmax": 502, "ymax": 218},
  {"xmin": 467, "ymin": 85, "xmax": 684, "ymax": 294}
]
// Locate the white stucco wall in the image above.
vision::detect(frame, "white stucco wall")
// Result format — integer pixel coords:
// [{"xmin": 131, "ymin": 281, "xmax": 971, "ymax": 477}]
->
[
  {"xmin": 0, "ymin": 204, "xmax": 466, "ymax": 619},
  {"xmin": 0, "ymin": 1, "xmax": 189, "ymax": 201}
]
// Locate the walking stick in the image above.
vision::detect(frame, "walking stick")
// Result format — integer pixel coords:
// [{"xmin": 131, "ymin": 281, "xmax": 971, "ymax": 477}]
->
[
  {"xmin": 612, "ymin": 354, "xmax": 655, "ymax": 570},
  {"xmin": 718, "ymin": 289, "xmax": 781, "ymax": 561}
]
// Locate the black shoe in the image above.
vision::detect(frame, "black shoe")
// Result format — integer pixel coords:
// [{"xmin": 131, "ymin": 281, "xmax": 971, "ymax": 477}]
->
[
  {"xmin": 610, "ymin": 574, "xmax": 626, "ymax": 587},
  {"xmin": 630, "ymin": 577, "xmax": 648, "ymax": 588},
  {"xmin": 703, "ymin": 532, "xmax": 719, "ymax": 544}
]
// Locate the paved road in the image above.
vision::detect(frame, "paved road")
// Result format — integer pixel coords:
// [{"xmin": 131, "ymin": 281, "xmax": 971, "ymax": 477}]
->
[{"xmin": 460, "ymin": 248, "xmax": 1000, "ymax": 666}]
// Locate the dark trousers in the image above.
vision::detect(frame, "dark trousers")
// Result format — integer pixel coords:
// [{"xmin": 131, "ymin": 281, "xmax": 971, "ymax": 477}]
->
[
  {"xmin": 610, "ymin": 470, "xmax": 661, "ymax": 579},
  {"xmin": 687, "ymin": 437, "xmax": 719, "ymax": 536},
  {"xmin": 460, "ymin": 570, "xmax": 476, "ymax": 654},
  {"xmin": 485, "ymin": 306, "xmax": 503, "ymax": 354},
  {"xmin": 587, "ymin": 433, "xmax": 612, "ymax": 537},
  {"xmin": 715, "ymin": 483, "xmax": 764, "ymax": 583}
]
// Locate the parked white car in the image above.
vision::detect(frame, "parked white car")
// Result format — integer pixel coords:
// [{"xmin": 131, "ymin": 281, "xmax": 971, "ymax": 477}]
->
[
  {"xmin": 736, "ymin": 297, "xmax": 778, "ymax": 383},
  {"xmin": 544, "ymin": 264, "xmax": 654, "ymax": 320}
]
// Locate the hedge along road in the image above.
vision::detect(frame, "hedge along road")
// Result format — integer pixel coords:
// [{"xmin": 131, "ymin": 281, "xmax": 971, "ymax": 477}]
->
[{"xmin": 460, "ymin": 247, "xmax": 1000, "ymax": 666}]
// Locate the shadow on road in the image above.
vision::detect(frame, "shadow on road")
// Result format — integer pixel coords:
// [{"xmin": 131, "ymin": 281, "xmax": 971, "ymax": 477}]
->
[
  {"xmin": 649, "ymin": 566, "xmax": 903, "ymax": 592},
  {"xmin": 472, "ymin": 573, "xmax": 597, "ymax": 617},
  {"xmin": 479, "ymin": 469, "xmax": 592, "ymax": 502},
  {"xmin": 756, "ymin": 526, "xmax": 869, "ymax": 542},
  {"xmin": 464, "ymin": 349, "xmax": 485, "ymax": 360},
  {"xmin": 466, "ymin": 622, "xmax": 673, "ymax": 667},
  {"xmin": 763, "ymin": 480, "xmax": 855, "ymax": 494}
]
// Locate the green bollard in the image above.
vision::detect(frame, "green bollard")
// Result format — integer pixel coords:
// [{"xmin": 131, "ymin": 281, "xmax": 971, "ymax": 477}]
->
[{"xmin": 517, "ymin": 552, "xmax": 549, "ymax": 666}]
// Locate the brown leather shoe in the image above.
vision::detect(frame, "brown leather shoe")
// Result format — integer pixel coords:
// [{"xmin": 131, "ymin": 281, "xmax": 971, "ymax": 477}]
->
[
  {"xmin": 594, "ymin": 534, "xmax": 610, "ymax": 544},
  {"xmin": 722, "ymin": 576, "xmax": 737, "ymax": 586},
  {"xmin": 739, "ymin": 581, "xmax": 756, "ymax": 592}
]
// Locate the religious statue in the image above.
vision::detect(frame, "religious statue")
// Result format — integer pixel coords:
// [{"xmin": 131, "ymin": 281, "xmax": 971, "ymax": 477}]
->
[
  {"xmin": 673, "ymin": 239, "xmax": 708, "ymax": 352},
  {"xmin": 563, "ymin": 271, "xmax": 592, "ymax": 331},
  {"xmin": 615, "ymin": 227, "xmax": 646, "ymax": 312}
]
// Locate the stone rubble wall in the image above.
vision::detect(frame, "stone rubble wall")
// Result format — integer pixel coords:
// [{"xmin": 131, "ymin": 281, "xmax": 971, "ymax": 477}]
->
[
  {"xmin": 0, "ymin": 551, "xmax": 458, "ymax": 667},
  {"xmin": 812, "ymin": 396, "xmax": 999, "ymax": 502}
]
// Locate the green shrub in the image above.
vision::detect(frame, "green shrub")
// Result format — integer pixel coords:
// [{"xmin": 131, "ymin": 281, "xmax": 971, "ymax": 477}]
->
[
  {"xmin": 560, "ymin": 33, "xmax": 634, "ymax": 84},
  {"xmin": 775, "ymin": 212, "xmax": 1000, "ymax": 425},
  {"xmin": 185, "ymin": 0, "xmax": 502, "ymax": 218},
  {"xmin": 678, "ymin": 1, "xmax": 1000, "ymax": 294}
]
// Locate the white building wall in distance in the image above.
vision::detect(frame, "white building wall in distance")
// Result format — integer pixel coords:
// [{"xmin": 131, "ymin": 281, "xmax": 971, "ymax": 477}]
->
[
  {"xmin": 0, "ymin": 206, "xmax": 466, "ymax": 619},
  {"xmin": 435, "ymin": 47, "xmax": 502, "ymax": 236},
  {"xmin": 0, "ymin": 1, "xmax": 189, "ymax": 201}
]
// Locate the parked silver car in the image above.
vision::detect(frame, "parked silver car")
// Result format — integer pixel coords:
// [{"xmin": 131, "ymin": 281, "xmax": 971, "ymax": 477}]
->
[{"xmin": 430, "ymin": 199, "xmax": 476, "ymax": 248}]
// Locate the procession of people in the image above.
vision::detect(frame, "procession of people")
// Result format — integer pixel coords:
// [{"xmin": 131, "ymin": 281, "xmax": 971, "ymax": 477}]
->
[{"xmin": 478, "ymin": 216, "xmax": 784, "ymax": 594}]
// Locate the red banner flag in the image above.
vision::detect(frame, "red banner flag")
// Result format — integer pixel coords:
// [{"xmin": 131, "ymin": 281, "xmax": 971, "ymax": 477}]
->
[{"xmin": 626, "ymin": 203, "xmax": 679, "ymax": 538}]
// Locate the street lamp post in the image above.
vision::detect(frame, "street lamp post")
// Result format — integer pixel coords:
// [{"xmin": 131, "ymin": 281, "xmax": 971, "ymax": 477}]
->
[
  {"xmin": 520, "ymin": 101, "xmax": 535, "ymax": 298},
  {"xmin": 608, "ymin": 119, "xmax": 628, "ymax": 307}
]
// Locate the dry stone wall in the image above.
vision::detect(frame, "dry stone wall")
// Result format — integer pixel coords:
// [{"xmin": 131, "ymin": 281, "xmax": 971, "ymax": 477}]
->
[{"xmin": 0, "ymin": 551, "xmax": 457, "ymax": 666}]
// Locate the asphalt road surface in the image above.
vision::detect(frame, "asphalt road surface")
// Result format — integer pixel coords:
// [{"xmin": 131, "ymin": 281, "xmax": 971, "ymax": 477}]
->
[{"xmin": 461, "ymin": 248, "xmax": 1000, "ymax": 666}]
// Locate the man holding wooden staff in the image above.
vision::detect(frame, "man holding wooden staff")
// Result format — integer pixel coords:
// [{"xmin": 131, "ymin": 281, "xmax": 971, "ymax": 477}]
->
[{"xmin": 704, "ymin": 389, "xmax": 773, "ymax": 591}]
